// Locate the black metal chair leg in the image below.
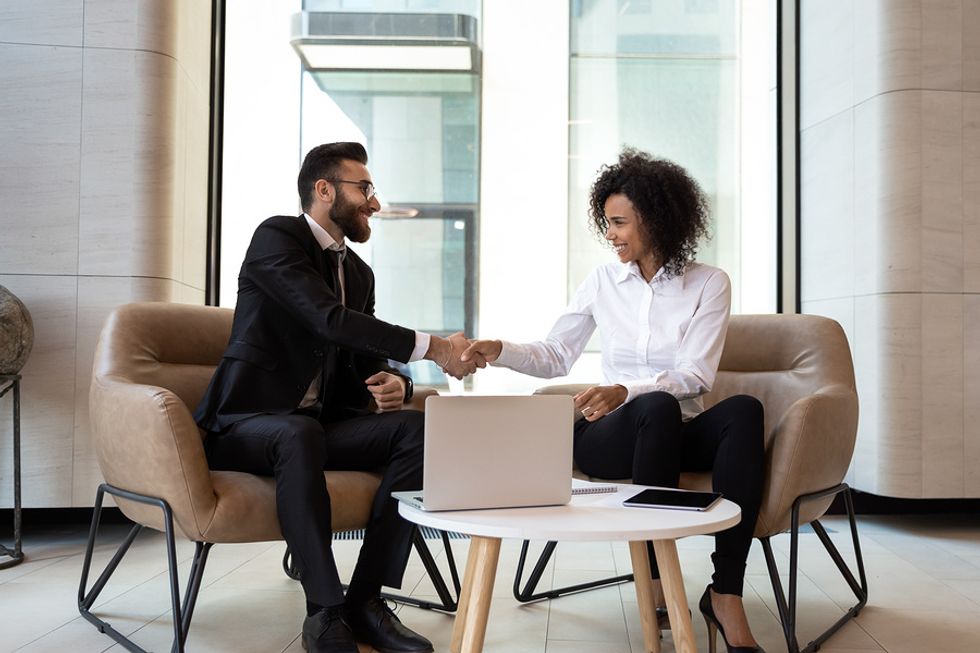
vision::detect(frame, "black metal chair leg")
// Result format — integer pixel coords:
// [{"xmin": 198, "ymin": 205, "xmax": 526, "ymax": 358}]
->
[
  {"xmin": 382, "ymin": 527, "xmax": 460, "ymax": 612},
  {"xmin": 760, "ymin": 483, "xmax": 869, "ymax": 653},
  {"xmin": 77, "ymin": 483, "xmax": 212, "ymax": 653},
  {"xmin": 513, "ymin": 539, "xmax": 634, "ymax": 603}
]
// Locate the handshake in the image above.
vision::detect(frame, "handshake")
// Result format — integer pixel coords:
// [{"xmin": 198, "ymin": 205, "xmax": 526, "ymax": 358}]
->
[{"xmin": 424, "ymin": 333, "xmax": 503, "ymax": 380}]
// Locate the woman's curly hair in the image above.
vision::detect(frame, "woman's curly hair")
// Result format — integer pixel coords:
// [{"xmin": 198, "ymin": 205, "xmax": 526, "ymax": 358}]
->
[{"xmin": 589, "ymin": 148, "xmax": 711, "ymax": 278}]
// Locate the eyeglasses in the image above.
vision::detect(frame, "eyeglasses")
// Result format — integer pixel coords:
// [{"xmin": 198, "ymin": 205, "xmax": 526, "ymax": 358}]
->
[{"xmin": 325, "ymin": 179, "xmax": 377, "ymax": 201}]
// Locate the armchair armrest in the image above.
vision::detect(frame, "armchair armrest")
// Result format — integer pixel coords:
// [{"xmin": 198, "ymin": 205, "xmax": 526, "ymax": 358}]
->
[
  {"xmin": 89, "ymin": 376, "xmax": 217, "ymax": 540},
  {"xmin": 755, "ymin": 384, "xmax": 859, "ymax": 536}
]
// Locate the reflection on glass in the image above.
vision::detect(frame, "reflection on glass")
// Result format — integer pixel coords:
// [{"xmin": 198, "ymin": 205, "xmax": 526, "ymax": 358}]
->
[
  {"xmin": 568, "ymin": 0, "xmax": 739, "ymax": 322},
  {"xmin": 301, "ymin": 69, "xmax": 479, "ymax": 387}
]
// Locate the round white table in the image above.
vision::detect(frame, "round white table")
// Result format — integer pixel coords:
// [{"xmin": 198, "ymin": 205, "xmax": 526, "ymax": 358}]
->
[{"xmin": 398, "ymin": 483, "xmax": 740, "ymax": 653}]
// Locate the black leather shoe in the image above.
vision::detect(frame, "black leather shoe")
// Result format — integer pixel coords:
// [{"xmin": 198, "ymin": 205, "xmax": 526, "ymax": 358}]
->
[
  {"xmin": 302, "ymin": 608, "xmax": 358, "ymax": 653},
  {"xmin": 344, "ymin": 597, "xmax": 434, "ymax": 653}
]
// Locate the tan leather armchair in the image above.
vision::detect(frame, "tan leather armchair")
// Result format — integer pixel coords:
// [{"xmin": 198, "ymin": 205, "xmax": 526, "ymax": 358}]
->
[
  {"xmin": 519, "ymin": 314, "xmax": 866, "ymax": 653},
  {"xmin": 79, "ymin": 302, "xmax": 454, "ymax": 652}
]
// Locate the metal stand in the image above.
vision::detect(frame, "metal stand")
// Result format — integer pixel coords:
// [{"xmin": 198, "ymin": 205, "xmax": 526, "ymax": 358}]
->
[
  {"xmin": 759, "ymin": 484, "xmax": 868, "ymax": 653},
  {"xmin": 282, "ymin": 526, "xmax": 462, "ymax": 612},
  {"xmin": 78, "ymin": 484, "xmax": 212, "ymax": 653},
  {"xmin": 0, "ymin": 374, "xmax": 23, "ymax": 570}
]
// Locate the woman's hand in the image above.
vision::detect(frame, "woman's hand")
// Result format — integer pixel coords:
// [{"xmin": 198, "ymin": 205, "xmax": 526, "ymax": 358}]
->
[
  {"xmin": 460, "ymin": 339, "xmax": 502, "ymax": 367},
  {"xmin": 574, "ymin": 385, "xmax": 628, "ymax": 422}
]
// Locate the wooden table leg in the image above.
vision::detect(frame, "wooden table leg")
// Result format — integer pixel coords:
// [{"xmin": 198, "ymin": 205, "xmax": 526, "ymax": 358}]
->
[
  {"xmin": 450, "ymin": 535, "xmax": 501, "ymax": 653},
  {"xmin": 628, "ymin": 541, "xmax": 662, "ymax": 653},
  {"xmin": 652, "ymin": 539, "xmax": 697, "ymax": 653},
  {"xmin": 450, "ymin": 536, "xmax": 482, "ymax": 653}
]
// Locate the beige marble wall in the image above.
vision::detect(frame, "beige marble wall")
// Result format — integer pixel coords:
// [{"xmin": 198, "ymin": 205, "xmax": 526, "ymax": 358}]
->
[
  {"xmin": 0, "ymin": 0, "xmax": 211, "ymax": 508},
  {"xmin": 800, "ymin": 0, "xmax": 980, "ymax": 497}
]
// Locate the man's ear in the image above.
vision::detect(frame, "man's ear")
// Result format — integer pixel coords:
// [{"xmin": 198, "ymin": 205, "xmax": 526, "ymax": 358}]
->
[{"xmin": 316, "ymin": 179, "xmax": 334, "ymax": 204}]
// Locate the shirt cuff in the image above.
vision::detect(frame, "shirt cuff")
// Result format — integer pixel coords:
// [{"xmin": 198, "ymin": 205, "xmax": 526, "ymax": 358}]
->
[
  {"xmin": 491, "ymin": 340, "xmax": 522, "ymax": 368},
  {"xmin": 618, "ymin": 378, "xmax": 661, "ymax": 405},
  {"xmin": 409, "ymin": 332, "xmax": 430, "ymax": 363}
]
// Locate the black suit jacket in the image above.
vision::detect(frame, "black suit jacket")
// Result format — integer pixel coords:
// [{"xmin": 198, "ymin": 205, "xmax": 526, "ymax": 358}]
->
[{"xmin": 194, "ymin": 214, "xmax": 417, "ymax": 432}]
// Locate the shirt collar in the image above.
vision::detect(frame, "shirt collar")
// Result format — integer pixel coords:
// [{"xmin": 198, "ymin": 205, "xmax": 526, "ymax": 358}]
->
[
  {"xmin": 303, "ymin": 213, "xmax": 346, "ymax": 252},
  {"xmin": 615, "ymin": 260, "xmax": 687, "ymax": 294}
]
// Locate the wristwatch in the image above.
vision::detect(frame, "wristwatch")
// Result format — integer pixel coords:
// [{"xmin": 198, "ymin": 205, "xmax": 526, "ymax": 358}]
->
[{"xmin": 400, "ymin": 373, "xmax": 414, "ymax": 402}]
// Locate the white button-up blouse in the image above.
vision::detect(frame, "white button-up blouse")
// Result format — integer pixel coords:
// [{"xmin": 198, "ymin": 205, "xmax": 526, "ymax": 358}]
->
[{"xmin": 493, "ymin": 261, "xmax": 731, "ymax": 420}]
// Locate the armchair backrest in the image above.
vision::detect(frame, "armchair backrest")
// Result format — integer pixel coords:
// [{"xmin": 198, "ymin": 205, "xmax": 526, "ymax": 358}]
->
[
  {"xmin": 705, "ymin": 314, "xmax": 859, "ymax": 535},
  {"xmin": 89, "ymin": 302, "xmax": 233, "ymax": 538}
]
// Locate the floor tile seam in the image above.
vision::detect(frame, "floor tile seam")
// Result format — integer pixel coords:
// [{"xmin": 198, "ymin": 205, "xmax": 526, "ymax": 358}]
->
[
  {"xmin": 279, "ymin": 632, "xmax": 302, "ymax": 653},
  {"xmin": 0, "ymin": 554, "xmax": 67, "ymax": 585},
  {"xmin": 932, "ymin": 577, "xmax": 980, "ymax": 610}
]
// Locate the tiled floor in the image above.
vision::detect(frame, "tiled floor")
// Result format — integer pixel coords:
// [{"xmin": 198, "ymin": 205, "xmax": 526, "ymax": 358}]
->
[{"xmin": 2, "ymin": 513, "xmax": 979, "ymax": 652}]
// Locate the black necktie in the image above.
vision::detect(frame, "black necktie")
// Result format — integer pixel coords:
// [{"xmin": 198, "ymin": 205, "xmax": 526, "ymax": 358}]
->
[{"xmin": 323, "ymin": 248, "xmax": 346, "ymax": 305}]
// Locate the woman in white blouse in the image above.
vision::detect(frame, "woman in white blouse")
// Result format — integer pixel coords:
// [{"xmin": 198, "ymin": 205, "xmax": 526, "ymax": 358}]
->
[{"xmin": 462, "ymin": 149, "xmax": 766, "ymax": 653}]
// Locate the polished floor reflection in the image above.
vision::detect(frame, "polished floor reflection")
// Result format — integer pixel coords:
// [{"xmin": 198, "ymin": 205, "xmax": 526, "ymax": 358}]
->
[{"xmin": 1, "ymin": 513, "xmax": 979, "ymax": 652}]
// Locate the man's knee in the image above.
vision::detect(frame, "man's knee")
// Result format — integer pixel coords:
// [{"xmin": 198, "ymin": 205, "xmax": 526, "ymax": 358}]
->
[{"xmin": 275, "ymin": 416, "xmax": 327, "ymax": 459}]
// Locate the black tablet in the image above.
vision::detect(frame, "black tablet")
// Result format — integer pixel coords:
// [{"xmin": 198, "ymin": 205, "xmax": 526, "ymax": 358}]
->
[{"xmin": 622, "ymin": 488, "xmax": 723, "ymax": 511}]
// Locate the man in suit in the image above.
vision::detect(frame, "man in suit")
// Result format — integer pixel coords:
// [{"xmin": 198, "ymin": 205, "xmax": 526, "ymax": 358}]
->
[{"xmin": 195, "ymin": 142, "xmax": 475, "ymax": 653}]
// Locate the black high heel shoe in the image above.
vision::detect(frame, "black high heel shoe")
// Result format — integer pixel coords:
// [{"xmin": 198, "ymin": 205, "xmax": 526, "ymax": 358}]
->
[{"xmin": 699, "ymin": 585, "xmax": 765, "ymax": 653}]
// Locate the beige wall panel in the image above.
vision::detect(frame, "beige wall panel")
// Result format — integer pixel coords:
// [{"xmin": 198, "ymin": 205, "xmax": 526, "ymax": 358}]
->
[
  {"xmin": 964, "ymin": 1, "xmax": 980, "ymax": 90},
  {"xmin": 964, "ymin": 93, "xmax": 980, "ymax": 292},
  {"xmin": 871, "ymin": 294, "xmax": 924, "ymax": 497},
  {"xmin": 852, "ymin": 0, "xmax": 879, "ymax": 105},
  {"xmin": 920, "ymin": 91, "xmax": 963, "ymax": 292},
  {"xmin": 176, "ymin": 0, "xmax": 213, "ymax": 95},
  {"xmin": 876, "ymin": 91, "xmax": 924, "ymax": 293},
  {"xmin": 853, "ymin": 99, "xmax": 879, "ymax": 296},
  {"xmin": 0, "ymin": 44, "xmax": 82, "ymax": 276},
  {"xmin": 851, "ymin": 294, "xmax": 880, "ymax": 492},
  {"xmin": 919, "ymin": 294, "xmax": 964, "ymax": 496},
  {"xmin": 170, "ymin": 73, "xmax": 189, "ymax": 284},
  {"xmin": 800, "ymin": 111, "xmax": 854, "ymax": 302},
  {"xmin": 0, "ymin": 0, "xmax": 82, "ymax": 47},
  {"xmin": 800, "ymin": 0, "xmax": 853, "ymax": 130},
  {"xmin": 866, "ymin": 0, "xmax": 922, "ymax": 99},
  {"xmin": 78, "ymin": 48, "xmax": 179, "ymax": 279},
  {"xmin": 183, "ymin": 83, "xmax": 210, "ymax": 291},
  {"xmin": 83, "ymin": 0, "xmax": 177, "ymax": 58},
  {"xmin": 71, "ymin": 276, "xmax": 177, "ymax": 506},
  {"xmin": 964, "ymin": 296, "xmax": 980, "ymax": 495},
  {"xmin": 0, "ymin": 275, "xmax": 77, "ymax": 508},
  {"xmin": 922, "ymin": 0, "xmax": 963, "ymax": 90}
]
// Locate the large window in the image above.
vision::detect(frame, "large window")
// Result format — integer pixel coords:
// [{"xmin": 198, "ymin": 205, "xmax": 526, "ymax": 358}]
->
[
  {"xmin": 218, "ymin": 1, "xmax": 776, "ymax": 391},
  {"xmin": 567, "ymin": 0, "xmax": 774, "ymax": 316}
]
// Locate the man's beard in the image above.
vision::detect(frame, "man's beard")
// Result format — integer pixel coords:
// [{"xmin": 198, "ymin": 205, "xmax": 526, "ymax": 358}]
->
[{"xmin": 330, "ymin": 192, "xmax": 371, "ymax": 243}]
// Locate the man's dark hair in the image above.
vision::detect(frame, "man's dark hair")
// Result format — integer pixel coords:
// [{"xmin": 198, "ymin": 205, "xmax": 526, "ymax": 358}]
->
[
  {"xmin": 589, "ymin": 148, "xmax": 711, "ymax": 278},
  {"xmin": 297, "ymin": 142, "xmax": 369, "ymax": 211}
]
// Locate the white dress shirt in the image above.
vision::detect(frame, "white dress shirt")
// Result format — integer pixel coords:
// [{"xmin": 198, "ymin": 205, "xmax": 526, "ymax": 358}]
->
[{"xmin": 494, "ymin": 261, "xmax": 731, "ymax": 420}]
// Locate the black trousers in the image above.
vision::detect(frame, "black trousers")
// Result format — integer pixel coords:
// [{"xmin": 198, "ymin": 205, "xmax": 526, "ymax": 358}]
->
[
  {"xmin": 574, "ymin": 392, "xmax": 765, "ymax": 596},
  {"xmin": 204, "ymin": 409, "xmax": 425, "ymax": 607}
]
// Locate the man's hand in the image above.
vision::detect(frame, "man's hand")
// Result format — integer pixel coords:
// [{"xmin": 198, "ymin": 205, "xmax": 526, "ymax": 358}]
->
[
  {"xmin": 364, "ymin": 372, "xmax": 406, "ymax": 412},
  {"xmin": 424, "ymin": 332, "xmax": 483, "ymax": 379},
  {"xmin": 573, "ymin": 385, "xmax": 628, "ymax": 422},
  {"xmin": 460, "ymin": 339, "xmax": 502, "ymax": 367}
]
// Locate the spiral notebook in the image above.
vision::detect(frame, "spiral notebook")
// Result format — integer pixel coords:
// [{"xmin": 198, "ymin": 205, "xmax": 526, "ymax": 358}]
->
[{"xmin": 392, "ymin": 395, "xmax": 574, "ymax": 511}]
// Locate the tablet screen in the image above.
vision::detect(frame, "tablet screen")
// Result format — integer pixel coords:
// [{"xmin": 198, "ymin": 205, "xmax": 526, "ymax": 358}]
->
[{"xmin": 622, "ymin": 488, "xmax": 723, "ymax": 511}]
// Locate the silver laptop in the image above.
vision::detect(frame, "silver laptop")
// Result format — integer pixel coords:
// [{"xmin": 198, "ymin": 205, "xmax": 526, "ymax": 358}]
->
[{"xmin": 393, "ymin": 395, "xmax": 574, "ymax": 511}]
